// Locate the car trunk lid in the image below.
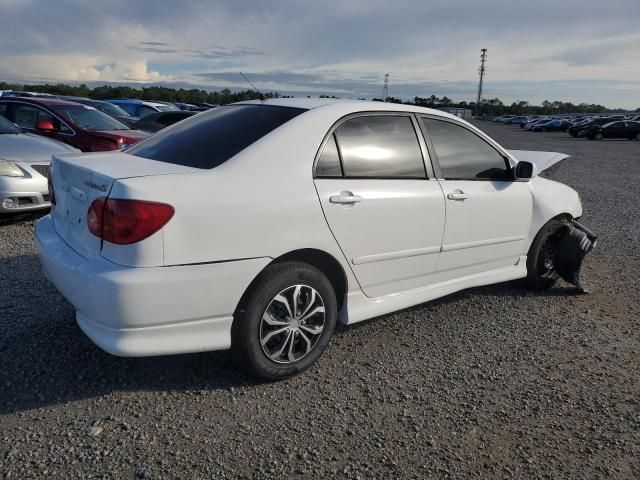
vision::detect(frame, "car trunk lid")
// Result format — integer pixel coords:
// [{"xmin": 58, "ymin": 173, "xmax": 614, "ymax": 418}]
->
[{"xmin": 50, "ymin": 150, "xmax": 197, "ymax": 259}]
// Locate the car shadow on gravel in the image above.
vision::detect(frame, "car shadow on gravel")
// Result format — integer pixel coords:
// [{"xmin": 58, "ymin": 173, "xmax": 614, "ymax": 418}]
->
[
  {"xmin": 0, "ymin": 255, "xmax": 260, "ymax": 415},
  {"xmin": 1, "ymin": 251, "xmax": 585, "ymax": 415},
  {"xmin": 0, "ymin": 210, "xmax": 48, "ymax": 227}
]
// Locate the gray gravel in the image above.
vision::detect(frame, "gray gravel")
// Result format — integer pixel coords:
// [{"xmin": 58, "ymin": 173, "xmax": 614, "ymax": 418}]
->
[{"xmin": 1, "ymin": 123, "xmax": 639, "ymax": 479}]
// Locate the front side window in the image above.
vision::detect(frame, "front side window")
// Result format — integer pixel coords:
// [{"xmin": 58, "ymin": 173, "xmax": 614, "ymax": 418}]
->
[
  {"xmin": 13, "ymin": 104, "xmax": 55, "ymax": 129},
  {"xmin": 127, "ymin": 105, "xmax": 306, "ymax": 169},
  {"xmin": 422, "ymin": 118, "xmax": 511, "ymax": 181},
  {"xmin": 334, "ymin": 115, "xmax": 425, "ymax": 178}
]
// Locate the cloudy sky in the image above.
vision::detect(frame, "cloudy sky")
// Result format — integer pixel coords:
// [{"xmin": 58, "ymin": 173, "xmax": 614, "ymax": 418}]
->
[{"xmin": 1, "ymin": 0, "xmax": 639, "ymax": 108}]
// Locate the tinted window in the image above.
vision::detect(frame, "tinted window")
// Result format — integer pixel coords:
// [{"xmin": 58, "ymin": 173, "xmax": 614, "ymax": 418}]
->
[
  {"xmin": 422, "ymin": 118, "xmax": 511, "ymax": 180},
  {"xmin": 138, "ymin": 105, "xmax": 157, "ymax": 118},
  {"xmin": 315, "ymin": 134, "xmax": 342, "ymax": 177},
  {"xmin": 98, "ymin": 102, "xmax": 131, "ymax": 118},
  {"xmin": 127, "ymin": 105, "xmax": 306, "ymax": 169},
  {"xmin": 335, "ymin": 116, "xmax": 425, "ymax": 178},
  {"xmin": 13, "ymin": 104, "xmax": 55, "ymax": 129}
]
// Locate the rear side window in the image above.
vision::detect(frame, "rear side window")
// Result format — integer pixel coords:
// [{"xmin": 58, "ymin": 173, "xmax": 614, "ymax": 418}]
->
[
  {"xmin": 334, "ymin": 115, "xmax": 426, "ymax": 178},
  {"xmin": 422, "ymin": 118, "xmax": 511, "ymax": 181},
  {"xmin": 126, "ymin": 105, "xmax": 306, "ymax": 169},
  {"xmin": 315, "ymin": 134, "xmax": 342, "ymax": 177}
]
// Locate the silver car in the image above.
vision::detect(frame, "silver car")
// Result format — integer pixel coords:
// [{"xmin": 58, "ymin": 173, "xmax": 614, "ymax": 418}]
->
[{"xmin": 0, "ymin": 115, "xmax": 78, "ymax": 213}]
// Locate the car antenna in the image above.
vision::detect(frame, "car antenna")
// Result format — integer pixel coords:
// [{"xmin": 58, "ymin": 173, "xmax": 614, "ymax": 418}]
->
[{"xmin": 239, "ymin": 72, "xmax": 264, "ymax": 101}]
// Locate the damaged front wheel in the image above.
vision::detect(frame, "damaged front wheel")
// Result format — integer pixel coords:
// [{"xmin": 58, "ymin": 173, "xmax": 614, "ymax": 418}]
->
[{"xmin": 526, "ymin": 218, "xmax": 597, "ymax": 293}]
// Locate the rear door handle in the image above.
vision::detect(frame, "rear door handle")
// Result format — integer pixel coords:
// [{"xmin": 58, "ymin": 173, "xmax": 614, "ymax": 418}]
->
[
  {"xmin": 447, "ymin": 191, "xmax": 469, "ymax": 201},
  {"xmin": 329, "ymin": 191, "xmax": 362, "ymax": 205}
]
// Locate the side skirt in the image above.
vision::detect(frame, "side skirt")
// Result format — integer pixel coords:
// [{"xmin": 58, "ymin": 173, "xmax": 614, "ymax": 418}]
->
[{"xmin": 341, "ymin": 256, "xmax": 527, "ymax": 325}]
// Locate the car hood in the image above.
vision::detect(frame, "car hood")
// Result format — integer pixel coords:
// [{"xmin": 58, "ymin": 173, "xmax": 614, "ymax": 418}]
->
[
  {"xmin": 508, "ymin": 150, "xmax": 570, "ymax": 176},
  {"xmin": 0, "ymin": 132, "xmax": 79, "ymax": 163},
  {"xmin": 91, "ymin": 129, "xmax": 150, "ymax": 143}
]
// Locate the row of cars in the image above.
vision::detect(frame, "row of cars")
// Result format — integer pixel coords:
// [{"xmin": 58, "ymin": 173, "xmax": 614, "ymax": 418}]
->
[
  {"xmin": 0, "ymin": 94, "xmax": 205, "ymax": 213},
  {"xmin": 493, "ymin": 114, "xmax": 640, "ymax": 141}
]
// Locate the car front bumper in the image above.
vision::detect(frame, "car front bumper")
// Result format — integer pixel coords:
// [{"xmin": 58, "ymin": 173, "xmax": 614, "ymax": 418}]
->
[
  {"xmin": 35, "ymin": 215, "xmax": 271, "ymax": 357},
  {"xmin": 0, "ymin": 167, "xmax": 50, "ymax": 212}
]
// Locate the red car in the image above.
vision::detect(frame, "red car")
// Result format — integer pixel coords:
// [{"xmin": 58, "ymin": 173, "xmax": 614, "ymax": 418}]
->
[{"xmin": 0, "ymin": 98, "xmax": 149, "ymax": 152}]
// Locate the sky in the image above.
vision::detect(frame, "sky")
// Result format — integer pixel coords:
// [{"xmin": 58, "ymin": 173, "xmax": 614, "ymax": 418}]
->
[{"xmin": 0, "ymin": 0, "xmax": 639, "ymax": 108}]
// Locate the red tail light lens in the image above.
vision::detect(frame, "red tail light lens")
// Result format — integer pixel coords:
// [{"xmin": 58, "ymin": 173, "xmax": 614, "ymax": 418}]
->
[
  {"xmin": 87, "ymin": 198, "xmax": 174, "ymax": 245},
  {"xmin": 47, "ymin": 169, "xmax": 56, "ymax": 205}
]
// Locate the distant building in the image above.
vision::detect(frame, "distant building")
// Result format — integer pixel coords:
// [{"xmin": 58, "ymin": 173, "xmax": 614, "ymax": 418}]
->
[{"xmin": 438, "ymin": 107, "xmax": 473, "ymax": 120}]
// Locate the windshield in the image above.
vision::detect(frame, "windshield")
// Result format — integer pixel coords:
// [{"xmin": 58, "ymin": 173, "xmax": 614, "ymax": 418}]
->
[
  {"xmin": 54, "ymin": 105, "xmax": 130, "ymax": 131},
  {"xmin": 0, "ymin": 114, "xmax": 21, "ymax": 134},
  {"xmin": 127, "ymin": 105, "xmax": 306, "ymax": 169},
  {"xmin": 99, "ymin": 102, "xmax": 131, "ymax": 117}
]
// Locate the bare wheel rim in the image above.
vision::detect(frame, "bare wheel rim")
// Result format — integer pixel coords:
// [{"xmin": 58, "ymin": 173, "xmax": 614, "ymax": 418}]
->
[
  {"xmin": 259, "ymin": 284, "xmax": 326, "ymax": 364},
  {"xmin": 537, "ymin": 228, "xmax": 564, "ymax": 279}
]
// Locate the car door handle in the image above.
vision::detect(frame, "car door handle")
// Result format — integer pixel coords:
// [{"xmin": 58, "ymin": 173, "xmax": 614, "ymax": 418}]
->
[
  {"xmin": 447, "ymin": 191, "xmax": 470, "ymax": 201},
  {"xmin": 329, "ymin": 191, "xmax": 362, "ymax": 204}
]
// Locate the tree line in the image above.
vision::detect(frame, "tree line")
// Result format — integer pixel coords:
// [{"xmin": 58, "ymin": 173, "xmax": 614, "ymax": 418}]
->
[
  {"xmin": 1, "ymin": 81, "xmax": 636, "ymax": 115},
  {"xmin": 378, "ymin": 95, "xmax": 633, "ymax": 115}
]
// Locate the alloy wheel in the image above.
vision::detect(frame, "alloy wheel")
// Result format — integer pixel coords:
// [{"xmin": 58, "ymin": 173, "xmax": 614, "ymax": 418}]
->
[{"xmin": 259, "ymin": 285, "xmax": 326, "ymax": 364}]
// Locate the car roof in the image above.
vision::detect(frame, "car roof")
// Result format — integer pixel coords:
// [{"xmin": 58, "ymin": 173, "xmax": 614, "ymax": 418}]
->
[
  {"xmin": 233, "ymin": 98, "xmax": 461, "ymax": 119},
  {"xmin": 0, "ymin": 97, "xmax": 85, "ymax": 107}
]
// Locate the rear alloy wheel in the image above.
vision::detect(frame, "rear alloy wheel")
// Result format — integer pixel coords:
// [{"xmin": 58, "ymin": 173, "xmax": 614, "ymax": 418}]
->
[
  {"xmin": 232, "ymin": 261, "xmax": 337, "ymax": 380},
  {"xmin": 594, "ymin": 132, "xmax": 604, "ymax": 141},
  {"xmin": 635, "ymin": 133, "xmax": 640, "ymax": 141}
]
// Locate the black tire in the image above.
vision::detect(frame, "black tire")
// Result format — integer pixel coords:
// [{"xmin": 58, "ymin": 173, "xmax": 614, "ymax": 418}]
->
[
  {"xmin": 526, "ymin": 218, "xmax": 569, "ymax": 290},
  {"xmin": 635, "ymin": 133, "xmax": 640, "ymax": 141},
  {"xmin": 232, "ymin": 261, "xmax": 337, "ymax": 380},
  {"xmin": 594, "ymin": 133, "xmax": 603, "ymax": 141}
]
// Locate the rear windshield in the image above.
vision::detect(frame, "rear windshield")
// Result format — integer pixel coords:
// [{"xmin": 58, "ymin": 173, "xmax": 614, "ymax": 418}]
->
[{"xmin": 126, "ymin": 105, "xmax": 306, "ymax": 169}]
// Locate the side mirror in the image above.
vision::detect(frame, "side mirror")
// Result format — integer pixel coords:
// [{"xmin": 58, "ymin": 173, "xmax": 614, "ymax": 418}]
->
[
  {"xmin": 515, "ymin": 161, "xmax": 538, "ymax": 180},
  {"xmin": 35, "ymin": 119, "xmax": 56, "ymax": 131}
]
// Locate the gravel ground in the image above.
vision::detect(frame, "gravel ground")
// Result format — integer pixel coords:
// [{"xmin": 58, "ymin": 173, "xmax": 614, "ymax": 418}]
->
[{"xmin": 1, "ymin": 123, "xmax": 639, "ymax": 479}]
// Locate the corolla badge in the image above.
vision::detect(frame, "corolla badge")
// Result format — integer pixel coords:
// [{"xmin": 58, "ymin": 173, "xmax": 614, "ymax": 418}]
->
[{"xmin": 83, "ymin": 180, "xmax": 108, "ymax": 192}]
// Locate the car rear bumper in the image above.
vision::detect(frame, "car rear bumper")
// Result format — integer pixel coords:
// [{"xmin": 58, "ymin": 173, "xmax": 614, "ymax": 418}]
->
[{"xmin": 35, "ymin": 215, "xmax": 271, "ymax": 356}]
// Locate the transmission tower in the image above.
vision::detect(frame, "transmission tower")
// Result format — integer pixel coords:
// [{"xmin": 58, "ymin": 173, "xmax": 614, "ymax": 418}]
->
[
  {"xmin": 476, "ymin": 49, "xmax": 487, "ymax": 109},
  {"xmin": 382, "ymin": 74, "xmax": 389, "ymax": 101}
]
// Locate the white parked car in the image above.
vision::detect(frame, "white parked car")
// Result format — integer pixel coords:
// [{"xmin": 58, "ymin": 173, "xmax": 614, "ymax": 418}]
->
[{"xmin": 36, "ymin": 99, "xmax": 596, "ymax": 379}]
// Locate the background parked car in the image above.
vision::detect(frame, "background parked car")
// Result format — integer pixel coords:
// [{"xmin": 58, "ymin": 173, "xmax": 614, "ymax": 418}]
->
[
  {"xmin": 584, "ymin": 121, "xmax": 640, "ymax": 141},
  {"xmin": 493, "ymin": 115, "xmax": 516, "ymax": 124},
  {"xmin": 506, "ymin": 116, "xmax": 530, "ymax": 125},
  {"xmin": 531, "ymin": 119, "xmax": 572, "ymax": 132},
  {"xmin": 0, "ymin": 114, "xmax": 78, "ymax": 213},
  {"xmin": 105, "ymin": 99, "xmax": 179, "ymax": 119},
  {"xmin": 567, "ymin": 117, "xmax": 612, "ymax": 137},
  {"xmin": 57, "ymin": 96, "xmax": 139, "ymax": 126},
  {"xmin": 131, "ymin": 111, "xmax": 197, "ymax": 133},
  {"xmin": 0, "ymin": 98, "xmax": 149, "ymax": 152}
]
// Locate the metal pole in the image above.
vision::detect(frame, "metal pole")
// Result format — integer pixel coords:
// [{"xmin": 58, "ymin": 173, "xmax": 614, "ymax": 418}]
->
[{"xmin": 477, "ymin": 49, "xmax": 487, "ymax": 111}]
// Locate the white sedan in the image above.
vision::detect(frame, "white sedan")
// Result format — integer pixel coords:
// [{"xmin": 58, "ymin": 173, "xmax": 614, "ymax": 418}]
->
[{"xmin": 36, "ymin": 99, "xmax": 596, "ymax": 379}]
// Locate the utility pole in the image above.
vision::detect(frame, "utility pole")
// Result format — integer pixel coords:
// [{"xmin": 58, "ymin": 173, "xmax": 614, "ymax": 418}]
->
[
  {"xmin": 476, "ymin": 49, "xmax": 487, "ymax": 112},
  {"xmin": 382, "ymin": 74, "xmax": 389, "ymax": 101}
]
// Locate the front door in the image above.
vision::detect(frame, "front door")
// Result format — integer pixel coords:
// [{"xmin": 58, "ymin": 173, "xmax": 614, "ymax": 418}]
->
[
  {"xmin": 314, "ymin": 114, "xmax": 445, "ymax": 298},
  {"xmin": 420, "ymin": 117, "xmax": 532, "ymax": 276}
]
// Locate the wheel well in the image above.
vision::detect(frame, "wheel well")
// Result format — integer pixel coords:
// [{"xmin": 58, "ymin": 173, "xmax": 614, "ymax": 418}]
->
[{"xmin": 272, "ymin": 249, "xmax": 348, "ymax": 309}]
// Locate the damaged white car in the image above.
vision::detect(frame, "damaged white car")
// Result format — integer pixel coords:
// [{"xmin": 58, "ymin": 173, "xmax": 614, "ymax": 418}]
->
[{"xmin": 35, "ymin": 99, "xmax": 596, "ymax": 379}]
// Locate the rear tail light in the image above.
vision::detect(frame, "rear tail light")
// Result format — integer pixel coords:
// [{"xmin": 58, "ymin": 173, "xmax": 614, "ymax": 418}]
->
[
  {"xmin": 47, "ymin": 169, "xmax": 56, "ymax": 205},
  {"xmin": 87, "ymin": 198, "xmax": 174, "ymax": 245}
]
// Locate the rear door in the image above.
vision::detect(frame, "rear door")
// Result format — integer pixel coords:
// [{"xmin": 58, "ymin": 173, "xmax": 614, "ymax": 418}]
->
[
  {"xmin": 314, "ymin": 113, "xmax": 445, "ymax": 298},
  {"xmin": 420, "ymin": 116, "xmax": 532, "ymax": 276}
]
